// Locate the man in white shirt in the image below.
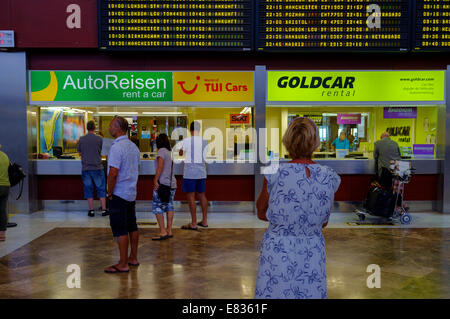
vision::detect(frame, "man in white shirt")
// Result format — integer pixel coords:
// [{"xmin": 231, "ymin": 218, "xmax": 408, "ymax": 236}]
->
[
  {"xmin": 104, "ymin": 116, "xmax": 141, "ymax": 274},
  {"xmin": 179, "ymin": 121, "xmax": 209, "ymax": 230}
]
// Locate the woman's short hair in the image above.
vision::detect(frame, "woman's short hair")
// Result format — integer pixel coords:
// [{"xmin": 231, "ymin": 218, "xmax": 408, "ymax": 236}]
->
[
  {"xmin": 156, "ymin": 133, "xmax": 171, "ymax": 151},
  {"xmin": 282, "ymin": 117, "xmax": 320, "ymax": 159}
]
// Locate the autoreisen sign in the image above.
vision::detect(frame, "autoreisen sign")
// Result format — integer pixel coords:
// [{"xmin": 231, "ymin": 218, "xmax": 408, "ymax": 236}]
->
[{"xmin": 30, "ymin": 71, "xmax": 173, "ymax": 102}]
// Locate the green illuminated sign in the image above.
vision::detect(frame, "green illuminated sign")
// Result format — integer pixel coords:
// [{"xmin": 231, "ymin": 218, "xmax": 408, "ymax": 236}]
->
[
  {"xmin": 30, "ymin": 71, "xmax": 172, "ymax": 102},
  {"xmin": 267, "ymin": 71, "xmax": 445, "ymax": 102}
]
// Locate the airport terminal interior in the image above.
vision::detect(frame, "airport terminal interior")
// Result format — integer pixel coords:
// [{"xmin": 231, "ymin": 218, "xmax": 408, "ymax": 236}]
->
[
  {"xmin": 1, "ymin": 0, "xmax": 450, "ymax": 301},
  {"xmin": 2, "ymin": 80, "xmax": 449, "ymax": 299}
]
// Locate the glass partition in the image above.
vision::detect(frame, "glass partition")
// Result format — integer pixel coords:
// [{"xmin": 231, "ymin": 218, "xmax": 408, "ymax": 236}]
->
[
  {"xmin": 29, "ymin": 105, "xmax": 255, "ymax": 162},
  {"xmin": 266, "ymin": 105, "xmax": 439, "ymax": 160}
]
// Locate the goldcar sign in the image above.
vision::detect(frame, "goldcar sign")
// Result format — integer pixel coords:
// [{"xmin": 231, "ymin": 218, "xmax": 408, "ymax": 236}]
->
[{"xmin": 267, "ymin": 71, "xmax": 445, "ymax": 102}]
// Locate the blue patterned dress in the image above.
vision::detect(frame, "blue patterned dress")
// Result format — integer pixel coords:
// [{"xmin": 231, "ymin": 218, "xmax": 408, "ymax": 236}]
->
[{"xmin": 255, "ymin": 163, "xmax": 341, "ymax": 299}]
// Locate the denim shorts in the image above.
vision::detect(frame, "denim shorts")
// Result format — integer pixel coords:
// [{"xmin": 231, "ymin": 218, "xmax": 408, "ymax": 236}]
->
[
  {"xmin": 109, "ymin": 195, "xmax": 138, "ymax": 238},
  {"xmin": 182, "ymin": 178, "xmax": 206, "ymax": 193},
  {"xmin": 82, "ymin": 169, "xmax": 106, "ymax": 199},
  {"xmin": 152, "ymin": 189, "xmax": 176, "ymax": 214}
]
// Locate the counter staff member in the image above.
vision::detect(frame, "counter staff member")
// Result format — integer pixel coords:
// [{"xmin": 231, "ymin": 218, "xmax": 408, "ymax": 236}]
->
[
  {"xmin": 77, "ymin": 120, "xmax": 108, "ymax": 217},
  {"xmin": 374, "ymin": 131, "xmax": 401, "ymax": 190},
  {"xmin": 331, "ymin": 132, "xmax": 350, "ymax": 151},
  {"xmin": 104, "ymin": 116, "xmax": 141, "ymax": 274},
  {"xmin": 179, "ymin": 121, "xmax": 209, "ymax": 230}
]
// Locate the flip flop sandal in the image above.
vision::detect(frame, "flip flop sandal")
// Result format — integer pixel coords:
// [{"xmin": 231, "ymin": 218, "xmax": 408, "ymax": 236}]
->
[
  {"xmin": 197, "ymin": 222, "xmax": 208, "ymax": 228},
  {"xmin": 104, "ymin": 265, "xmax": 129, "ymax": 274},
  {"xmin": 181, "ymin": 224, "xmax": 198, "ymax": 231},
  {"xmin": 128, "ymin": 262, "xmax": 140, "ymax": 267},
  {"xmin": 152, "ymin": 235, "xmax": 169, "ymax": 241}
]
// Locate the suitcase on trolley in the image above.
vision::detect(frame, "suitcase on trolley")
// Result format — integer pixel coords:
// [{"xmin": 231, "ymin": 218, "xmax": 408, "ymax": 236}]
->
[{"xmin": 363, "ymin": 182, "xmax": 396, "ymax": 218}]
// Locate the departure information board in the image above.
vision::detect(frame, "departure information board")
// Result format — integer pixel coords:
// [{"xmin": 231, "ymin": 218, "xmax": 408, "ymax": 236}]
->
[
  {"xmin": 257, "ymin": 0, "xmax": 410, "ymax": 51},
  {"xmin": 98, "ymin": 0, "xmax": 253, "ymax": 50},
  {"xmin": 414, "ymin": 0, "xmax": 450, "ymax": 50}
]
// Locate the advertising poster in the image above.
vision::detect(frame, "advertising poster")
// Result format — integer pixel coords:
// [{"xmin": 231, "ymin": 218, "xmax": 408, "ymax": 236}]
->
[
  {"xmin": 39, "ymin": 109, "xmax": 63, "ymax": 155},
  {"xmin": 63, "ymin": 113, "xmax": 86, "ymax": 153}
]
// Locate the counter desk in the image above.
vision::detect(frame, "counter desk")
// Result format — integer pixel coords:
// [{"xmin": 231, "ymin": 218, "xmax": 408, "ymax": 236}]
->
[
  {"xmin": 34, "ymin": 158, "xmax": 442, "ymax": 204},
  {"xmin": 34, "ymin": 159, "xmax": 255, "ymax": 202}
]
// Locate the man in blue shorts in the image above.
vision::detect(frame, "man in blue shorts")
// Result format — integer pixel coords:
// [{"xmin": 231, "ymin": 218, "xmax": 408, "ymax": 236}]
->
[
  {"xmin": 179, "ymin": 121, "xmax": 209, "ymax": 230},
  {"xmin": 104, "ymin": 116, "xmax": 141, "ymax": 274},
  {"xmin": 77, "ymin": 120, "xmax": 108, "ymax": 217}
]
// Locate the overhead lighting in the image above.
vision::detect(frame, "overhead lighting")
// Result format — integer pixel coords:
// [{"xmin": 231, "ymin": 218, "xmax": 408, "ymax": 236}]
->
[
  {"xmin": 41, "ymin": 106, "xmax": 70, "ymax": 110},
  {"xmin": 72, "ymin": 108, "xmax": 93, "ymax": 114},
  {"xmin": 142, "ymin": 112, "xmax": 183, "ymax": 115},
  {"xmin": 97, "ymin": 112, "xmax": 138, "ymax": 115}
]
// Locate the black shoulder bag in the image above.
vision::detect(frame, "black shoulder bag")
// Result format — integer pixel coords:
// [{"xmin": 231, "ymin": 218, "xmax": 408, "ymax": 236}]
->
[
  {"xmin": 157, "ymin": 153, "xmax": 174, "ymax": 204},
  {"xmin": 8, "ymin": 162, "xmax": 26, "ymax": 200}
]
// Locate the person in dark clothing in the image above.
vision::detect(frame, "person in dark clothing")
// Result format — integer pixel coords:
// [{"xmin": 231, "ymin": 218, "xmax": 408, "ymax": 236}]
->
[
  {"xmin": 374, "ymin": 132, "xmax": 401, "ymax": 191},
  {"xmin": 0, "ymin": 145, "xmax": 10, "ymax": 241}
]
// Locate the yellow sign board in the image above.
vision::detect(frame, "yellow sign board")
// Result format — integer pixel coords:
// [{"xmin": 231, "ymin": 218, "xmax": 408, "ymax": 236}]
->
[
  {"xmin": 267, "ymin": 71, "xmax": 445, "ymax": 102},
  {"xmin": 173, "ymin": 72, "xmax": 253, "ymax": 102}
]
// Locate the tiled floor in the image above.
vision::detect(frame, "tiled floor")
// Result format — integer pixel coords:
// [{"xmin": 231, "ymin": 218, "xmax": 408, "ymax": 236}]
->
[
  {"xmin": 2, "ymin": 210, "xmax": 449, "ymax": 258},
  {"xmin": 0, "ymin": 210, "xmax": 449, "ymax": 298}
]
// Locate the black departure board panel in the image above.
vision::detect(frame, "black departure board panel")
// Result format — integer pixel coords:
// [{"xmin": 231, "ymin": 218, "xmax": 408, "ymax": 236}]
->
[
  {"xmin": 414, "ymin": 0, "xmax": 450, "ymax": 50},
  {"xmin": 98, "ymin": 0, "xmax": 253, "ymax": 50},
  {"xmin": 257, "ymin": 0, "xmax": 410, "ymax": 51}
]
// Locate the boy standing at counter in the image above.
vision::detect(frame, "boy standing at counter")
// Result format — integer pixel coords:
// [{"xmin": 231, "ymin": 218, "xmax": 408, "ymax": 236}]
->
[
  {"xmin": 179, "ymin": 121, "xmax": 209, "ymax": 230},
  {"xmin": 77, "ymin": 120, "xmax": 108, "ymax": 217}
]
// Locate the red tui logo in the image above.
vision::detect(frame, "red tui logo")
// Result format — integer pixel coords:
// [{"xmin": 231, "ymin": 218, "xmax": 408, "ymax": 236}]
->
[{"xmin": 177, "ymin": 76, "xmax": 201, "ymax": 95}]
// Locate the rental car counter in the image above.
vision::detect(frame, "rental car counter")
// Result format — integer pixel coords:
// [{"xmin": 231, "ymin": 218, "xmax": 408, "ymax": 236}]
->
[
  {"xmin": 29, "ymin": 70, "xmax": 256, "ymax": 210},
  {"xmin": 29, "ymin": 69, "xmax": 446, "ymax": 211},
  {"xmin": 262, "ymin": 70, "xmax": 446, "ymax": 210}
]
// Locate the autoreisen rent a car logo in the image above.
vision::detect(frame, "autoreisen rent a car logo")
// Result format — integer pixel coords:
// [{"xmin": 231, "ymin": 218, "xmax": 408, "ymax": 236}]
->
[{"xmin": 277, "ymin": 75, "xmax": 356, "ymax": 97}]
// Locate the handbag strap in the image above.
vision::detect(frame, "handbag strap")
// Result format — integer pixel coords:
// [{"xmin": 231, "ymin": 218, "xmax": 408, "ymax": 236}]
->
[
  {"xmin": 158, "ymin": 149, "xmax": 174, "ymax": 188},
  {"xmin": 169, "ymin": 151, "xmax": 174, "ymax": 189},
  {"xmin": 16, "ymin": 179, "xmax": 23, "ymax": 200}
]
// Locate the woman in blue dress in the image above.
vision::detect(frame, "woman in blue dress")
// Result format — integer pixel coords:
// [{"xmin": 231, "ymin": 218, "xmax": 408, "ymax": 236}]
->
[{"xmin": 255, "ymin": 117, "xmax": 341, "ymax": 299}]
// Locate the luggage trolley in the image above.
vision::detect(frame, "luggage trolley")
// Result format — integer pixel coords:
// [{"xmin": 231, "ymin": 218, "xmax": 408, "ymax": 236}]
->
[{"xmin": 355, "ymin": 160, "xmax": 414, "ymax": 225}]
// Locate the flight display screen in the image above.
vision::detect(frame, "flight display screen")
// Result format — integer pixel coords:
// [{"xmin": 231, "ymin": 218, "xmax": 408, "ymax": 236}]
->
[
  {"xmin": 414, "ymin": 0, "xmax": 450, "ymax": 50},
  {"xmin": 257, "ymin": 0, "xmax": 410, "ymax": 51},
  {"xmin": 98, "ymin": 0, "xmax": 253, "ymax": 50}
]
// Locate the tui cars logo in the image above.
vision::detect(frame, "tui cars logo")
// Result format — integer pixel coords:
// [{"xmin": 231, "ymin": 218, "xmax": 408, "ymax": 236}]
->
[
  {"xmin": 173, "ymin": 72, "xmax": 253, "ymax": 102},
  {"xmin": 177, "ymin": 76, "xmax": 200, "ymax": 95},
  {"xmin": 177, "ymin": 75, "xmax": 248, "ymax": 94}
]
